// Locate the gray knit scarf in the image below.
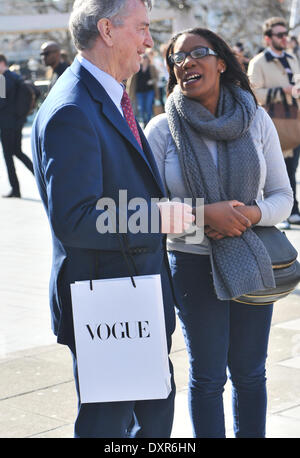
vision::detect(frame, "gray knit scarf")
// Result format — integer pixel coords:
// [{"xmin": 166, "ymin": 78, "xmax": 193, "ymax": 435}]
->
[{"xmin": 165, "ymin": 83, "xmax": 275, "ymax": 300}]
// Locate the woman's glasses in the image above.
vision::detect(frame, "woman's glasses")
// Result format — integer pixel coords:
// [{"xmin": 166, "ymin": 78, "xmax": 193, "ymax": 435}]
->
[{"xmin": 169, "ymin": 47, "xmax": 218, "ymax": 66}]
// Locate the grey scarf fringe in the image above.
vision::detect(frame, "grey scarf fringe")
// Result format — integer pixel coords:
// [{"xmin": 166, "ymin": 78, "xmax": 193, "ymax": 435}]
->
[{"xmin": 165, "ymin": 84, "xmax": 275, "ymax": 300}]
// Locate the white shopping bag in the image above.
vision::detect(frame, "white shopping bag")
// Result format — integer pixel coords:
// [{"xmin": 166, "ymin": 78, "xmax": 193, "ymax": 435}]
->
[{"xmin": 70, "ymin": 274, "xmax": 171, "ymax": 404}]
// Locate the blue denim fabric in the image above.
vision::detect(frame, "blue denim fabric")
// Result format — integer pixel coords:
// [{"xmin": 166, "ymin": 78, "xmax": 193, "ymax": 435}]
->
[
  {"xmin": 168, "ymin": 251, "xmax": 273, "ymax": 438},
  {"xmin": 136, "ymin": 90, "xmax": 155, "ymax": 126}
]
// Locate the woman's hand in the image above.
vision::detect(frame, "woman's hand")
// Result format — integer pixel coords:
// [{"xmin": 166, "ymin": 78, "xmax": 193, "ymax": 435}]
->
[
  {"xmin": 202, "ymin": 202, "xmax": 261, "ymax": 240},
  {"xmin": 200, "ymin": 200, "xmax": 252, "ymax": 238},
  {"xmin": 234, "ymin": 204, "xmax": 262, "ymax": 226}
]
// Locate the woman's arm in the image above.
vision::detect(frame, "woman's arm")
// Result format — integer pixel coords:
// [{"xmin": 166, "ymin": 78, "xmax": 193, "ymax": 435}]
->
[{"xmin": 253, "ymin": 108, "xmax": 293, "ymax": 226}]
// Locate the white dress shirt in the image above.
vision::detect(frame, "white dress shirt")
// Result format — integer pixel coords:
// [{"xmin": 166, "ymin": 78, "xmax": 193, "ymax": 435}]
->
[{"xmin": 76, "ymin": 54, "xmax": 124, "ymax": 115}]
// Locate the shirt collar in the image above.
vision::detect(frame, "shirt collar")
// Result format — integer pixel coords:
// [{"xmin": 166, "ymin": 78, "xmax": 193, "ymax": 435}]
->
[
  {"xmin": 76, "ymin": 54, "xmax": 124, "ymax": 115},
  {"xmin": 265, "ymin": 47, "xmax": 293, "ymax": 60}
]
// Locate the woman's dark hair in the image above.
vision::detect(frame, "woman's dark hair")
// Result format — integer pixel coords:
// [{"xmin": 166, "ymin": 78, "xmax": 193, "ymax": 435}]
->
[{"xmin": 165, "ymin": 27, "xmax": 257, "ymax": 105}]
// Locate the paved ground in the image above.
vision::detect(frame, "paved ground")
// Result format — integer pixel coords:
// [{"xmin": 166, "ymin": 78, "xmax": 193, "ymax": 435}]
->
[{"xmin": 0, "ymin": 126, "xmax": 300, "ymax": 438}]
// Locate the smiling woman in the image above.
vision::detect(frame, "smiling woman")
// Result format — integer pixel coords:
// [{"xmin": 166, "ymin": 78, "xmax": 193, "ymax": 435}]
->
[
  {"xmin": 165, "ymin": 28, "xmax": 256, "ymax": 115},
  {"xmin": 145, "ymin": 27, "xmax": 293, "ymax": 438}
]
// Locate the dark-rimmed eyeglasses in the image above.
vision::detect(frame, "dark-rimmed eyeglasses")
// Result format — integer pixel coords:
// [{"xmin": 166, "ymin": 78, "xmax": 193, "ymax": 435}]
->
[
  {"xmin": 169, "ymin": 47, "xmax": 218, "ymax": 66},
  {"xmin": 271, "ymin": 31, "xmax": 288, "ymax": 39}
]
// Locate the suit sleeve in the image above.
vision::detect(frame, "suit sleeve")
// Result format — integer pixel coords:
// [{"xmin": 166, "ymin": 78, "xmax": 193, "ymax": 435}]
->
[{"xmin": 42, "ymin": 104, "xmax": 161, "ymax": 250}]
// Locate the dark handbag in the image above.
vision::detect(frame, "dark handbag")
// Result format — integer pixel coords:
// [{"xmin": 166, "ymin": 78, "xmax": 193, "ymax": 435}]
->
[
  {"xmin": 233, "ymin": 226, "xmax": 300, "ymax": 305},
  {"xmin": 263, "ymin": 88, "xmax": 300, "ymax": 152}
]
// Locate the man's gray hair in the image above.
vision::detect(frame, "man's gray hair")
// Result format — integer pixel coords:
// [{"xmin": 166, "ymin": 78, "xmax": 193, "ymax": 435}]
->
[{"xmin": 69, "ymin": 0, "xmax": 152, "ymax": 51}]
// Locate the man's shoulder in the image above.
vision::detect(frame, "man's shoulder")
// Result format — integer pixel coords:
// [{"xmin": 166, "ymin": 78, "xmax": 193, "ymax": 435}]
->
[
  {"xmin": 36, "ymin": 70, "xmax": 91, "ymax": 125},
  {"xmin": 249, "ymin": 51, "xmax": 267, "ymax": 66},
  {"xmin": 4, "ymin": 69, "xmax": 20, "ymax": 84}
]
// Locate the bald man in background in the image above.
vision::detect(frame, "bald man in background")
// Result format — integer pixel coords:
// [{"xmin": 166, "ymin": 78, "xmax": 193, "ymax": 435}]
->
[{"xmin": 40, "ymin": 41, "xmax": 69, "ymax": 89}]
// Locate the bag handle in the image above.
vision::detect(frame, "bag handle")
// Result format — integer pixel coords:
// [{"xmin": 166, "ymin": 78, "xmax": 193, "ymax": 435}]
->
[
  {"xmin": 89, "ymin": 233, "xmax": 138, "ymax": 291},
  {"xmin": 268, "ymin": 87, "xmax": 297, "ymax": 118}
]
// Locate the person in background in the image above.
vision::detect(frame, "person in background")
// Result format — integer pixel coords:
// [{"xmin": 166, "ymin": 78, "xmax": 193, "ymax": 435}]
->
[
  {"xmin": 145, "ymin": 27, "xmax": 293, "ymax": 438},
  {"xmin": 60, "ymin": 50, "xmax": 71, "ymax": 66},
  {"xmin": 287, "ymin": 35, "xmax": 300, "ymax": 63},
  {"xmin": 232, "ymin": 42, "xmax": 250, "ymax": 72},
  {"xmin": 127, "ymin": 52, "xmax": 158, "ymax": 126},
  {"xmin": 0, "ymin": 54, "xmax": 34, "ymax": 198},
  {"xmin": 248, "ymin": 17, "xmax": 300, "ymax": 229},
  {"xmin": 154, "ymin": 43, "xmax": 169, "ymax": 109},
  {"xmin": 40, "ymin": 41, "xmax": 69, "ymax": 90}
]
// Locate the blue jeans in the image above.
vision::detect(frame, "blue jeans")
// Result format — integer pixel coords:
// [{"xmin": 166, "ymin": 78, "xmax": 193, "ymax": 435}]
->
[
  {"xmin": 168, "ymin": 251, "xmax": 273, "ymax": 438},
  {"xmin": 136, "ymin": 90, "xmax": 155, "ymax": 126}
]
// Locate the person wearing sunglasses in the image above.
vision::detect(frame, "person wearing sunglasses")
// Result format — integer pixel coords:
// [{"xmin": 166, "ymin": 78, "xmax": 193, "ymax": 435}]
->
[
  {"xmin": 248, "ymin": 17, "xmax": 300, "ymax": 229},
  {"xmin": 145, "ymin": 27, "xmax": 293, "ymax": 438},
  {"xmin": 40, "ymin": 41, "xmax": 69, "ymax": 90}
]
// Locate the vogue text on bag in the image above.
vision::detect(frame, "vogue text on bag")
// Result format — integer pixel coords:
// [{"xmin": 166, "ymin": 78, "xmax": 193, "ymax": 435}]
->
[{"xmin": 86, "ymin": 320, "xmax": 151, "ymax": 341}]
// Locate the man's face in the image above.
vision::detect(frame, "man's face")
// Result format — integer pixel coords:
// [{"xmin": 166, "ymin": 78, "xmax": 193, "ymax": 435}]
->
[
  {"xmin": 267, "ymin": 25, "xmax": 289, "ymax": 52},
  {"xmin": 110, "ymin": 0, "xmax": 154, "ymax": 82},
  {"xmin": 0, "ymin": 61, "xmax": 7, "ymax": 74},
  {"xmin": 40, "ymin": 47, "xmax": 60, "ymax": 68}
]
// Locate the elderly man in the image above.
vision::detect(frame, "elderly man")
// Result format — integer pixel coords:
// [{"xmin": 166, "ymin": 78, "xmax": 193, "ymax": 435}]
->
[
  {"xmin": 31, "ymin": 0, "xmax": 194, "ymax": 438},
  {"xmin": 40, "ymin": 41, "xmax": 69, "ymax": 89}
]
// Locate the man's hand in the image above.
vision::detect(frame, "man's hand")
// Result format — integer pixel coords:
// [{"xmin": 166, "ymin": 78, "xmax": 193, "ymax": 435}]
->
[
  {"xmin": 201, "ymin": 201, "xmax": 251, "ymax": 238},
  {"xmin": 157, "ymin": 201, "xmax": 195, "ymax": 234}
]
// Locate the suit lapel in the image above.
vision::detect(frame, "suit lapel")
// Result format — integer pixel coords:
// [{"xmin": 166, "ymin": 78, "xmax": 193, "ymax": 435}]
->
[{"xmin": 70, "ymin": 60, "xmax": 165, "ymax": 195}]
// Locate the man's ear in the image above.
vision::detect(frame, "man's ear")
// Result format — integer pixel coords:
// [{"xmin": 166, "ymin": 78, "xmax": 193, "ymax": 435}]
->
[
  {"xmin": 264, "ymin": 35, "xmax": 271, "ymax": 47},
  {"xmin": 97, "ymin": 18, "xmax": 114, "ymax": 46}
]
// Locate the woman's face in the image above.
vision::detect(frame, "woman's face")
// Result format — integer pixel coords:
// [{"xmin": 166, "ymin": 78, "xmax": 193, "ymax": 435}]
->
[{"xmin": 171, "ymin": 33, "xmax": 225, "ymax": 112}]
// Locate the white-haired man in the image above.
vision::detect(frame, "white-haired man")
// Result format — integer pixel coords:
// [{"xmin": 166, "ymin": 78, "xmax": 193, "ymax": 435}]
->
[{"xmin": 31, "ymin": 0, "xmax": 194, "ymax": 438}]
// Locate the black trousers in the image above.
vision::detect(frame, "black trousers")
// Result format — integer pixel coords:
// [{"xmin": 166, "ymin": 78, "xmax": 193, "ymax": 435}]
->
[
  {"xmin": 1, "ymin": 126, "xmax": 34, "ymax": 192},
  {"xmin": 285, "ymin": 145, "xmax": 300, "ymax": 215}
]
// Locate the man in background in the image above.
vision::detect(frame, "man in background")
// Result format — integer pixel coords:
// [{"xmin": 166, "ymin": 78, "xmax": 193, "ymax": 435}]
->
[
  {"xmin": 0, "ymin": 54, "xmax": 34, "ymax": 198},
  {"xmin": 40, "ymin": 41, "xmax": 69, "ymax": 89},
  {"xmin": 248, "ymin": 17, "xmax": 300, "ymax": 229}
]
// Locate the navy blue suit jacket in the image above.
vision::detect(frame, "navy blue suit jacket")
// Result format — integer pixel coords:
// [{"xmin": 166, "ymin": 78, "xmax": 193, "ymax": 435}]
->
[{"xmin": 31, "ymin": 59, "xmax": 175, "ymax": 350}]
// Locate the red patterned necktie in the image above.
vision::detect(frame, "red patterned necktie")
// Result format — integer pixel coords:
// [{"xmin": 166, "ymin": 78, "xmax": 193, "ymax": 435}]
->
[{"xmin": 121, "ymin": 89, "xmax": 143, "ymax": 149}]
